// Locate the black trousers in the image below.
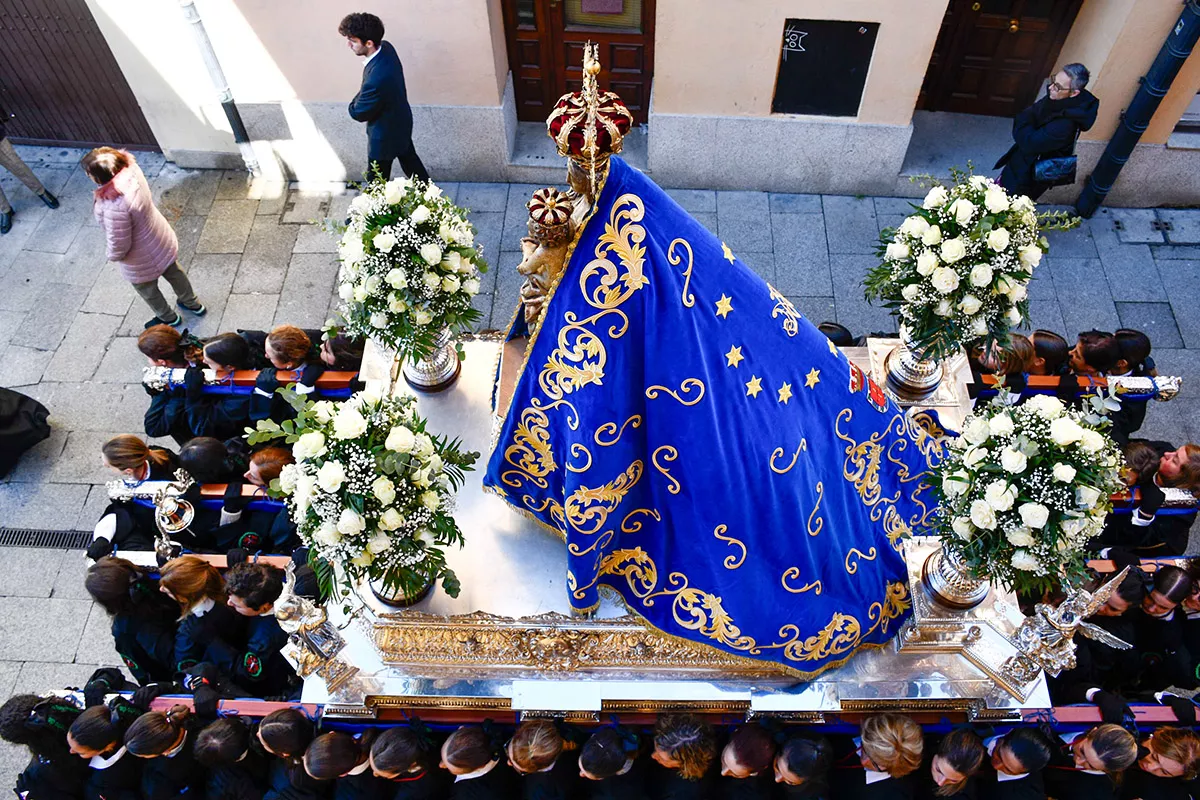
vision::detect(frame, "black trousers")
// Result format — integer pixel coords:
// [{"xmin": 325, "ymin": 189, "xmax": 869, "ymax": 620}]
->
[{"xmin": 368, "ymin": 146, "xmax": 430, "ymax": 183}]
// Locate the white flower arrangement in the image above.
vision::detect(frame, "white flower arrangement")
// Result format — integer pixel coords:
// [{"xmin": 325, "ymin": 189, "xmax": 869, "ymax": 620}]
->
[
  {"xmin": 328, "ymin": 176, "xmax": 487, "ymax": 364},
  {"xmin": 931, "ymin": 390, "xmax": 1124, "ymax": 594},
  {"xmin": 865, "ymin": 170, "xmax": 1078, "ymax": 361},
  {"xmin": 248, "ymin": 387, "xmax": 479, "ymax": 598}
]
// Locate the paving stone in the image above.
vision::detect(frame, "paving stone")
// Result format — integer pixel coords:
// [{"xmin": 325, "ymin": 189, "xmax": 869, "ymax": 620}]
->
[
  {"xmin": 1026, "ymin": 269, "xmax": 1056, "ymax": 301},
  {"xmin": 255, "ymin": 181, "xmax": 290, "ymax": 217},
  {"xmin": 691, "ymin": 212, "xmax": 719, "ymax": 237},
  {"xmin": 789, "ymin": 296, "xmax": 837, "ymax": 325},
  {"xmin": 0, "ymin": 346, "xmax": 53, "ymax": 387},
  {"xmin": 457, "ymin": 183, "xmax": 509, "ymax": 213},
  {"xmin": 665, "ymin": 188, "xmax": 717, "ymax": 213},
  {"xmin": 0, "ymin": 311, "xmax": 25, "ymax": 348},
  {"xmin": 492, "ymin": 258, "xmax": 524, "ymax": 331},
  {"xmin": 41, "ymin": 313, "xmax": 122, "ymax": 382},
  {"xmin": 214, "ymin": 169, "xmax": 255, "ymax": 200},
  {"xmin": 1161, "ymin": 260, "xmax": 1200, "ymax": 349},
  {"xmin": 0, "ymin": 250, "xmax": 61, "ymax": 312},
  {"xmin": 71, "ymin": 484, "xmax": 111, "ymax": 535},
  {"xmin": 234, "ymin": 217, "xmax": 299, "ymax": 294},
  {"xmin": 175, "ymin": 253, "xmax": 239, "ymax": 337},
  {"xmin": 737, "ymin": 250, "xmax": 775, "ymax": 285},
  {"xmin": 81, "ymin": 266, "xmax": 136, "ymax": 317},
  {"xmin": 716, "ymin": 191, "xmax": 769, "ymax": 219},
  {"xmin": 0, "ymin": 549, "xmax": 66, "ymax": 598},
  {"xmin": 1109, "ymin": 208, "xmax": 1164, "ymax": 244},
  {"xmin": 49, "ymin": 431, "xmax": 127, "ymax": 485},
  {"xmin": 47, "ymin": 382, "xmax": 145, "ymax": 433},
  {"xmin": 276, "ymin": 253, "xmax": 338, "ymax": 328},
  {"xmin": 0, "ymin": 661, "xmax": 21, "ymax": 700},
  {"xmin": 468, "ymin": 212, "xmax": 505, "ymax": 290},
  {"xmin": 281, "ymin": 190, "xmax": 331, "ymax": 224},
  {"xmin": 830, "ymin": 253, "xmax": 895, "ymax": 336},
  {"xmin": 873, "ymin": 197, "xmax": 919, "ymax": 217},
  {"xmin": 0, "ymin": 481, "xmax": 89, "ymax": 528},
  {"xmin": 469, "ymin": 289, "xmax": 494, "ymax": 333},
  {"xmin": 91, "ymin": 338, "xmax": 145, "ymax": 384},
  {"xmin": 328, "ymin": 193, "xmax": 354, "ymax": 225},
  {"xmin": 835, "ymin": 295, "xmax": 897, "ymax": 338},
  {"xmin": 9, "ymin": 283, "xmax": 89, "ymax": 351},
  {"xmin": 24, "ymin": 174, "xmax": 92, "ymax": 255},
  {"xmin": 55, "ymin": 225, "xmax": 108, "ymax": 287},
  {"xmin": 1159, "ymin": 209, "xmax": 1200, "ymax": 245},
  {"xmin": 1045, "ymin": 257, "xmax": 1119, "ymax": 336},
  {"xmin": 183, "ymin": 169, "xmax": 222, "ymax": 215},
  {"xmin": 770, "ymin": 193, "xmax": 823, "ymax": 214},
  {"xmin": 293, "ymin": 221, "xmax": 338, "ymax": 254},
  {"xmin": 1148, "ymin": 348, "xmax": 1200, "ymax": 387},
  {"xmin": 1043, "ymin": 224, "xmax": 1098, "ymax": 259},
  {"xmin": 1152, "ymin": 244, "xmax": 1200, "ymax": 260},
  {"xmin": 173, "ymin": 214, "xmax": 206, "ymax": 269},
  {"xmin": 14, "ymin": 660, "xmax": 117, "ymax": 693},
  {"xmin": 773, "ymin": 213, "xmax": 833, "ymax": 296},
  {"xmin": 822, "ymin": 195, "xmax": 878, "ymax": 254},
  {"xmin": 151, "ymin": 163, "xmax": 201, "ymax": 222},
  {"xmin": 718, "ymin": 215, "xmax": 772, "ymax": 254},
  {"xmin": 75, "ymin": 603, "xmax": 122, "ymax": 665},
  {"xmin": 1087, "ymin": 217, "xmax": 1167, "ymax": 303},
  {"xmin": 1114, "ymin": 301, "xmax": 1184, "ymax": 348},
  {"xmin": 221, "ymin": 293, "xmax": 280, "ymax": 332},
  {"xmin": 197, "ymin": 199, "xmax": 258, "ymax": 254},
  {"xmin": 1015, "ymin": 299, "xmax": 1068, "ymax": 338},
  {"xmin": 1, "ymin": 426, "xmax": 67, "ymax": 484}
]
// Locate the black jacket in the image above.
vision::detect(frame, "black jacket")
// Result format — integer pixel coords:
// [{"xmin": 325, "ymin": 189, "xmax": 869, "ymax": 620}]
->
[
  {"xmin": 349, "ymin": 41, "xmax": 416, "ymax": 161},
  {"xmin": 518, "ymin": 757, "xmax": 581, "ymax": 800},
  {"xmin": 174, "ymin": 600, "xmax": 246, "ymax": 675},
  {"xmin": 208, "ymin": 613, "xmax": 295, "ymax": 698},
  {"xmin": 16, "ymin": 752, "xmax": 88, "ymax": 800},
  {"xmin": 111, "ymin": 588, "xmax": 178, "ymax": 685},
  {"xmin": 84, "ymin": 748, "xmax": 142, "ymax": 800},
  {"xmin": 0, "ymin": 386, "xmax": 50, "ymax": 478},
  {"xmin": 714, "ymin": 771, "xmax": 774, "ymax": 800},
  {"xmin": 265, "ymin": 759, "xmax": 332, "ymax": 800},
  {"xmin": 995, "ymin": 89, "xmax": 1099, "ymax": 193},
  {"xmin": 830, "ymin": 767, "xmax": 917, "ymax": 800},
  {"xmin": 448, "ymin": 763, "xmax": 519, "ymax": 800},
  {"xmin": 1119, "ymin": 768, "xmax": 1190, "ymax": 800},
  {"xmin": 333, "ymin": 769, "xmax": 393, "ymax": 800},
  {"xmin": 145, "ymin": 385, "xmax": 194, "ymax": 447},
  {"xmin": 976, "ymin": 769, "xmax": 1045, "ymax": 800},
  {"xmin": 388, "ymin": 769, "xmax": 453, "ymax": 800},
  {"xmin": 646, "ymin": 761, "xmax": 718, "ymax": 800},
  {"xmin": 584, "ymin": 760, "xmax": 649, "ymax": 800},
  {"xmin": 141, "ymin": 731, "xmax": 208, "ymax": 800}
]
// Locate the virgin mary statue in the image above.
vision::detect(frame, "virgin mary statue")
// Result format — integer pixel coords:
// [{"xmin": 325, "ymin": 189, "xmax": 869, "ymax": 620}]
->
[{"xmin": 483, "ymin": 47, "xmax": 943, "ymax": 679}]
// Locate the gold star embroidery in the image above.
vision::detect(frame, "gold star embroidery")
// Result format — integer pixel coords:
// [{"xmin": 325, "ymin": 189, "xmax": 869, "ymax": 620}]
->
[
  {"xmin": 725, "ymin": 345, "xmax": 744, "ymax": 368},
  {"xmin": 827, "ymin": 337, "xmax": 838, "ymax": 355},
  {"xmin": 777, "ymin": 382, "xmax": 793, "ymax": 404},
  {"xmin": 722, "ymin": 242, "xmax": 735, "ymax": 263},
  {"xmin": 745, "ymin": 375, "xmax": 763, "ymax": 398},
  {"xmin": 714, "ymin": 294, "xmax": 733, "ymax": 318},
  {"xmin": 805, "ymin": 368, "xmax": 821, "ymax": 389}
]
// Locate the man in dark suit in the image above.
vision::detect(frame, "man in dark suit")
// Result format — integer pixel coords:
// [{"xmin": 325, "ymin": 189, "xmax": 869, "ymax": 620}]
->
[{"xmin": 339, "ymin": 12, "xmax": 430, "ymax": 184}]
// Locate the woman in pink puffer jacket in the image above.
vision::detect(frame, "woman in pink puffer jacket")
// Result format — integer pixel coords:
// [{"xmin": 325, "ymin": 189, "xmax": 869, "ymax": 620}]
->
[{"xmin": 84, "ymin": 147, "xmax": 205, "ymax": 327}]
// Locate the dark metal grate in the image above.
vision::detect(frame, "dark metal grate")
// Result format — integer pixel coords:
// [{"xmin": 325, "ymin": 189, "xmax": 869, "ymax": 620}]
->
[{"xmin": 0, "ymin": 528, "xmax": 93, "ymax": 549}]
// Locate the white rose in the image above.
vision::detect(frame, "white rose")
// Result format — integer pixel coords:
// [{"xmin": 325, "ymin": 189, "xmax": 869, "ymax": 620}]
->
[
  {"xmin": 370, "ymin": 312, "xmax": 388, "ymax": 329},
  {"xmin": 410, "ymin": 205, "xmax": 431, "ymax": 225},
  {"xmin": 350, "ymin": 552, "xmax": 374, "ymax": 568},
  {"xmin": 350, "ymin": 193, "xmax": 373, "ymax": 215},
  {"xmin": 1006, "ymin": 306, "xmax": 1022, "ymax": 326},
  {"xmin": 419, "ymin": 243, "xmax": 443, "ymax": 265},
  {"xmin": 367, "ymin": 532, "xmax": 393, "ymax": 554},
  {"xmin": 314, "ymin": 522, "xmax": 341, "ymax": 547},
  {"xmin": 963, "ymin": 446, "xmax": 989, "ymax": 468},
  {"xmin": 1049, "ymin": 416, "xmax": 1084, "ymax": 446},
  {"xmin": 383, "ymin": 178, "xmax": 407, "ymax": 205},
  {"xmin": 970, "ymin": 499, "xmax": 997, "ymax": 530},
  {"xmin": 353, "ymin": 284, "xmax": 369, "ymax": 303},
  {"xmin": 414, "ymin": 433, "xmax": 435, "ymax": 458},
  {"xmin": 1018, "ymin": 502, "xmax": 1050, "ymax": 529},
  {"xmin": 931, "ymin": 266, "xmax": 960, "ymax": 294},
  {"xmin": 1060, "ymin": 515, "xmax": 1088, "ymax": 540},
  {"xmin": 1026, "ymin": 395, "xmax": 1064, "ymax": 419},
  {"xmin": 969, "ymin": 264, "xmax": 993, "ymax": 288},
  {"xmin": 952, "ymin": 516, "xmax": 975, "ymax": 540},
  {"xmin": 294, "ymin": 475, "xmax": 317, "ymax": 511},
  {"xmin": 420, "ymin": 490, "xmax": 440, "ymax": 512},
  {"xmin": 886, "ymin": 241, "xmax": 910, "ymax": 261},
  {"xmin": 950, "ymin": 198, "xmax": 976, "ymax": 225},
  {"xmin": 969, "ymin": 175, "xmax": 990, "ymax": 190},
  {"xmin": 438, "ymin": 221, "xmax": 453, "ymax": 243},
  {"xmin": 1008, "ymin": 283, "xmax": 1028, "ymax": 302},
  {"xmin": 1000, "ymin": 447, "xmax": 1028, "ymax": 474},
  {"xmin": 339, "ymin": 234, "xmax": 365, "ymax": 265},
  {"xmin": 923, "ymin": 186, "xmax": 949, "ymax": 209},
  {"xmin": 943, "ymin": 471, "xmax": 970, "ymax": 498},
  {"xmin": 1019, "ymin": 244, "xmax": 1043, "ymax": 268},
  {"xmin": 971, "ymin": 316, "xmax": 989, "ymax": 336},
  {"xmin": 413, "ymin": 309, "xmax": 433, "ymax": 326},
  {"xmin": 989, "ymin": 413, "xmax": 1014, "ymax": 437},
  {"xmin": 1013, "ymin": 195, "xmax": 1035, "ymax": 213},
  {"xmin": 429, "ymin": 453, "xmax": 444, "ymax": 475},
  {"xmin": 338, "ymin": 282, "xmax": 355, "ymax": 301},
  {"xmin": 1076, "ymin": 485, "xmax": 1102, "ymax": 509},
  {"xmin": 278, "ymin": 463, "xmax": 301, "ymax": 493},
  {"xmin": 385, "ymin": 268, "xmax": 408, "ymax": 289},
  {"xmin": 1006, "ymin": 526, "xmax": 1035, "ymax": 547},
  {"xmin": 934, "ymin": 299, "xmax": 953, "ymax": 317},
  {"xmin": 378, "ymin": 507, "xmax": 405, "ymax": 531},
  {"xmin": 386, "ymin": 425, "xmax": 415, "ymax": 453},
  {"xmin": 899, "ymin": 216, "xmax": 930, "ymax": 237},
  {"xmin": 442, "ymin": 275, "xmax": 461, "ymax": 294},
  {"xmin": 984, "ymin": 186, "xmax": 1010, "ymax": 213},
  {"xmin": 372, "ymin": 232, "xmax": 397, "ymax": 253},
  {"xmin": 416, "ymin": 527, "xmax": 437, "ymax": 547},
  {"xmin": 443, "ymin": 251, "xmax": 462, "ymax": 272},
  {"xmin": 916, "ymin": 250, "xmax": 939, "ymax": 276},
  {"xmin": 901, "ymin": 284, "xmax": 920, "ymax": 302},
  {"xmin": 421, "ymin": 271, "xmax": 439, "ymax": 291},
  {"xmin": 1011, "ymin": 550, "xmax": 1040, "ymax": 572},
  {"xmin": 332, "ymin": 407, "xmax": 368, "ymax": 440},
  {"xmin": 462, "ymin": 277, "xmax": 481, "ymax": 296},
  {"xmin": 959, "ymin": 294, "xmax": 982, "ymax": 315},
  {"xmin": 963, "ymin": 417, "xmax": 990, "ymax": 445},
  {"xmin": 311, "ymin": 401, "xmax": 336, "ymax": 424},
  {"xmin": 412, "ymin": 466, "xmax": 431, "ymax": 488},
  {"xmin": 337, "ymin": 508, "xmax": 366, "ymax": 536},
  {"xmin": 453, "ymin": 226, "xmax": 474, "ymax": 246},
  {"xmin": 316, "ymin": 460, "xmax": 346, "ymax": 493},
  {"xmin": 387, "ymin": 294, "xmax": 406, "ymax": 313},
  {"xmin": 294, "ymin": 431, "xmax": 327, "ymax": 460},
  {"xmin": 922, "ymin": 225, "xmax": 943, "ymax": 246},
  {"xmin": 372, "ymin": 475, "xmax": 396, "ymax": 506},
  {"xmin": 940, "ymin": 237, "xmax": 967, "ymax": 264},
  {"xmin": 985, "ymin": 480, "xmax": 1016, "ymax": 512},
  {"xmin": 987, "ymin": 228, "xmax": 1011, "ymax": 252},
  {"xmin": 1051, "ymin": 463, "xmax": 1077, "ymax": 483},
  {"xmin": 1079, "ymin": 429, "xmax": 1106, "ymax": 453}
]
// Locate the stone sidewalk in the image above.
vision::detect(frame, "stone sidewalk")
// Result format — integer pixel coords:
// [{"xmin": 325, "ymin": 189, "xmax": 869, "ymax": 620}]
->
[{"xmin": 0, "ymin": 145, "xmax": 1198, "ymax": 783}]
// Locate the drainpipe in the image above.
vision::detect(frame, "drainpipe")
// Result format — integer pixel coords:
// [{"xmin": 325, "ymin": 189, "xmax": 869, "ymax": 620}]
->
[
  {"xmin": 178, "ymin": 0, "xmax": 260, "ymax": 175},
  {"xmin": 1075, "ymin": 0, "xmax": 1200, "ymax": 217}
]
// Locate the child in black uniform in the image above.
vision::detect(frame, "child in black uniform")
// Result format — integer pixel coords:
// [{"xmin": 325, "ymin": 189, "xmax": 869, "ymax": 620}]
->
[
  {"xmin": 125, "ymin": 704, "xmax": 208, "ymax": 800},
  {"xmin": 212, "ymin": 561, "xmax": 297, "ymax": 699},
  {"xmin": 1043, "ymin": 723, "xmax": 1137, "ymax": 800},
  {"xmin": 506, "ymin": 719, "xmax": 579, "ymax": 800},
  {"xmin": 85, "ymin": 556, "xmax": 178, "ymax": 685},
  {"xmin": 440, "ymin": 724, "xmax": 517, "ymax": 799},
  {"xmin": 159, "ymin": 555, "xmax": 246, "ymax": 677},
  {"xmin": 258, "ymin": 708, "xmax": 328, "ymax": 800},
  {"xmin": 647, "ymin": 714, "xmax": 719, "ymax": 800},
  {"xmin": 368, "ymin": 724, "xmax": 452, "ymax": 800},
  {"xmin": 1120, "ymin": 727, "xmax": 1200, "ymax": 800},
  {"xmin": 184, "ymin": 333, "xmax": 254, "ymax": 440},
  {"xmin": 195, "ymin": 716, "xmax": 269, "ymax": 800},
  {"xmin": 0, "ymin": 693, "xmax": 87, "ymax": 800},
  {"xmin": 94, "ymin": 435, "xmax": 181, "ymax": 553},
  {"xmin": 139, "ymin": 324, "xmax": 196, "ymax": 446},
  {"xmin": 320, "ymin": 334, "xmax": 366, "ymax": 371},
  {"xmin": 831, "ymin": 714, "xmax": 924, "ymax": 800},
  {"xmin": 68, "ymin": 702, "xmax": 144, "ymax": 800},
  {"xmin": 714, "ymin": 722, "xmax": 775, "ymax": 800},
  {"xmin": 978, "ymin": 727, "xmax": 1053, "ymax": 800},
  {"xmin": 773, "ymin": 733, "xmax": 834, "ymax": 799},
  {"xmin": 578, "ymin": 726, "xmax": 647, "ymax": 800},
  {"xmin": 305, "ymin": 731, "xmax": 392, "ymax": 800},
  {"xmin": 250, "ymin": 326, "xmax": 326, "ymax": 425},
  {"xmin": 922, "ymin": 728, "xmax": 985, "ymax": 800}
]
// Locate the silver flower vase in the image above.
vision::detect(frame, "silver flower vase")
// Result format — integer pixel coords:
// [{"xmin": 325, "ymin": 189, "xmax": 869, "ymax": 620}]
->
[
  {"xmin": 401, "ymin": 327, "xmax": 461, "ymax": 393},
  {"xmin": 921, "ymin": 543, "xmax": 990, "ymax": 610},
  {"xmin": 884, "ymin": 328, "xmax": 944, "ymax": 401}
]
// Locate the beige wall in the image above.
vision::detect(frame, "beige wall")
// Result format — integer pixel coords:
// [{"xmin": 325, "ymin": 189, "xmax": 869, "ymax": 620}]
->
[{"xmin": 652, "ymin": 0, "xmax": 949, "ymax": 125}]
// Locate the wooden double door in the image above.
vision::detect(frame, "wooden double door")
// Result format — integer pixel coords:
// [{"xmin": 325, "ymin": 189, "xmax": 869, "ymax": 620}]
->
[
  {"xmin": 502, "ymin": 0, "xmax": 655, "ymax": 125},
  {"xmin": 920, "ymin": 0, "xmax": 1084, "ymax": 118}
]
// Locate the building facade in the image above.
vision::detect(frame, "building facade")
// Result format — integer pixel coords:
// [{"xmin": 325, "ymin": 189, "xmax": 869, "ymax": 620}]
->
[{"xmin": 8, "ymin": 0, "xmax": 1200, "ymax": 205}]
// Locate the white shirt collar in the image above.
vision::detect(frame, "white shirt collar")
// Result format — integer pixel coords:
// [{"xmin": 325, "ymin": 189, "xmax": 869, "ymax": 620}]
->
[
  {"xmin": 537, "ymin": 758, "xmax": 557, "ymax": 773},
  {"xmin": 853, "ymin": 738, "xmax": 891, "ymax": 785},
  {"xmin": 1057, "ymin": 732, "xmax": 1105, "ymax": 776},
  {"xmin": 90, "ymin": 746, "xmax": 127, "ymax": 770},
  {"xmin": 164, "ymin": 731, "xmax": 188, "ymax": 758},
  {"xmin": 984, "ymin": 736, "xmax": 1028, "ymax": 782},
  {"xmin": 455, "ymin": 759, "xmax": 498, "ymax": 783},
  {"xmin": 616, "ymin": 758, "xmax": 634, "ymax": 776},
  {"xmin": 190, "ymin": 597, "xmax": 215, "ymax": 617},
  {"xmin": 363, "ymin": 46, "xmax": 381, "ymax": 67},
  {"xmin": 347, "ymin": 760, "xmax": 370, "ymax": 776}
]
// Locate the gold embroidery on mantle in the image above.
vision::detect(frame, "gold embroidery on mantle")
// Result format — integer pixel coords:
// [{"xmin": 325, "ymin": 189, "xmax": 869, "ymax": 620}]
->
[
  {"xmin": 768, "ymin": 285, "xmax": 801, "ymax": 338},
  {"xmin": 521, "ymin": 495, "xmax": 565, "ymax": 531},
  {"xmin": 565, "ymin": 460, "xmax": 643, "ymax": 535},
  {"xmin": 502, "ymin": 406, "xmax": 556, "ymax": 489},
  {"xmin": 807, "ymin": 481, "xmax": 825, "ymax": 537},
  {"xmin": 712, "ymin": 524, "xmax": 746, "ymax": 569},
  {"xmin": 645, "ymin": 572, "xmax": 759, "ymax": 652},
  {"xmin": 781, "ymin": 567, "xmax": 822, "ymax": 595},
  {"xmin": 769, "ymin": 440, "xmax": 808, "ymax": 475},
  {"xmin": 620, "ymin": 507, "xmax": 661, "ymax": 533},
  {"xmin": 645, "ymin": 378, "xmax": 706, "ymax": 407},
  {"xmin": 651, "ymin": 445, "xmax": 681, "ymax": 494},
  {"xmin": 595, "ymin": 414, "xmax": 642, "ymax": 447},
  {"xmin": 566, "ymin": 443, "xmax": 592, "ymax": 473},
  {"xmin": 667, "ymin": 238, "xmax": 695, "ymax": 308},
  {"xmin": 845, "ymin": 547, "xmax": 878, "ymax": 574}
]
